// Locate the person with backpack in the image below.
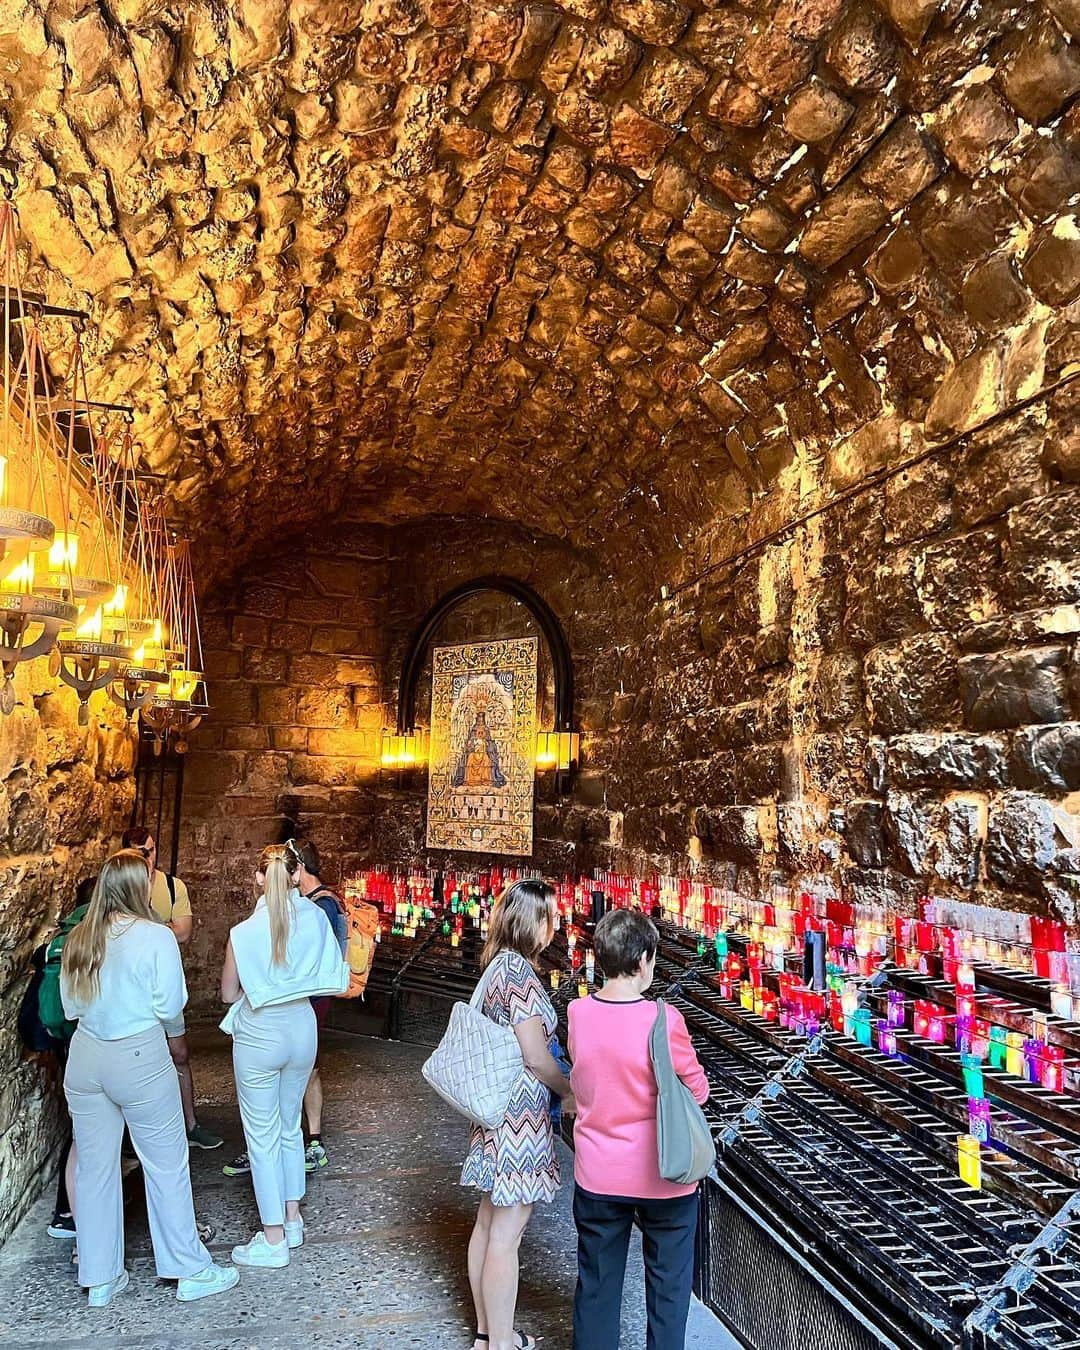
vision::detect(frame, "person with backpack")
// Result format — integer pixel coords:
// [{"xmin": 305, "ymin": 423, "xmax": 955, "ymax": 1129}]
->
[
  {"xmin": 122, "ymin": 826, "xmax": 222, "ymax": 1151},
  {"xmin": 61, "ymin": 850, "xmax": 239, "ymax": 1307},
  {"xmin": 18, "ymin": 876, "xmax": 95, "ymax": 1240},
  {"xmin": 220, "ymin": 842, "xmax": 349, "ymax": 1268}
]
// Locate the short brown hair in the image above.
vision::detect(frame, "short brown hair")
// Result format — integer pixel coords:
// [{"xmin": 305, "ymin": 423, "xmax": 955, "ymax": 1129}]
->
[
  {"xmin": 291, "ymin": 838, "xmax": 321, "ymax": 876},
  {"xmin": 482, "ymin": 879, "xmax": 555, "ymax": 968},
  {"xmin": 593, "ymin": 909, "xmax": 658, "ymax": 979},
  {"xmin": 122, "ymin": 825, "xmax": 152, "ymax": 850}
]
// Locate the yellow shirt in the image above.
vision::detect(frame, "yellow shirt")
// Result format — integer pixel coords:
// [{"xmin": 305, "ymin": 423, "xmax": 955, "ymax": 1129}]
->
[{"xmin": 150, "ymin": 871, "xmax": 192, "ymax": 924}]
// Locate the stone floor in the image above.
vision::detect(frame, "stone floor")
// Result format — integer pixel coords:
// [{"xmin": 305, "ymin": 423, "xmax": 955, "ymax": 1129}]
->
[{"xmin": 0, "ymin": 1031, "xmax": 736, "ymax": 1350}]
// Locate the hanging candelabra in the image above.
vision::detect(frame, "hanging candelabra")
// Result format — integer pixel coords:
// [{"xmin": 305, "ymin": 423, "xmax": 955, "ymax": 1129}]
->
[
  {"xmin": 0, "ymin": 200, "xmax": 78, "ymax": 713},
  {"xmin": 140, "ymin": 525, "xmax": 208, "ymax": 754},
  {"xmin": 107, "ymin": 438, "xmax": 169, "ymax": 720},
  {"xmin": 53, "ymin": 331, "xmax": 133, "ymax": 725}
]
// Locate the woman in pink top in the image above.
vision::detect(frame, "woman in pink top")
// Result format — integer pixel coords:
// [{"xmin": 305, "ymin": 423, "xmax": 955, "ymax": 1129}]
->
[{"xmin": 567, "ymin": 909, "xmax": 709, "ymax": 1350}]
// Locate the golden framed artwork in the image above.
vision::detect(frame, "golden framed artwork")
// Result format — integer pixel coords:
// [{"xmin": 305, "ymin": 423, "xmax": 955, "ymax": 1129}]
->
[{"xmin": 426, "ymin": 637, "xmax": 538, "ymax": 855}]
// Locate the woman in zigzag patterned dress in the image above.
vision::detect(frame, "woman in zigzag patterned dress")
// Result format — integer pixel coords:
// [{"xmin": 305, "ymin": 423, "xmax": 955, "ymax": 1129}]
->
[{"xmin": 460, "ymin": 880, "xmax": 576, "ymax": 1350}]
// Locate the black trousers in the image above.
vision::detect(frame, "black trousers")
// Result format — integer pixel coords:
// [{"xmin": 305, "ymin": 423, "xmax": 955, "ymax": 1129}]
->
[{"xmin": 572, "ymin": 1184, "xmax": 698, "ymax": 1350}]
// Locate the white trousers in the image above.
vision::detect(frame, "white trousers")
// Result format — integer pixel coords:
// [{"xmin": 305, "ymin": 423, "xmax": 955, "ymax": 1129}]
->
[
  {"xmin": 232, "ymin": 999, "xmax": 317, "ymax": 1227},
  {"xmin": 64, "ymin": 1023, "xmax": 211, "ymax": 1288}
]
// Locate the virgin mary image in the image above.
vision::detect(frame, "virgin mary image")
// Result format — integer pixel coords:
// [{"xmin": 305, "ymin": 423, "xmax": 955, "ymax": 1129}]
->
[{"xmin": 451, "ymin": 709, "xmax": 507, "ymax": 789}]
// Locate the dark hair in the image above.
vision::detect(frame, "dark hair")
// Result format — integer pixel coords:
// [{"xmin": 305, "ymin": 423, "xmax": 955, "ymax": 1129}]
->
[
  {"xmin": 122, "ymin": 825, "xmax": 152, "ymax": 851},
  {"xmin": 291, "ymin": 838, "xmax": 321, "ymax": 876},
  {"xmin": 593, "ymin": 909, "xmax": 659, "ymax": 979},
  {"xmin": 75, "ymin": 875, "xmax": 98, "ymax": 909},
  {"xmin": 481, "ymin": 879, "xmax": 556, "ymax": 968}
]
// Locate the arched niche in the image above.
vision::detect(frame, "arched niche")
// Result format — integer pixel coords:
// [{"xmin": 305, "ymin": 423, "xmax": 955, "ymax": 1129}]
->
[{"xmin": 396, "ymin": 576, "xmax": 575, "ymax": 751}]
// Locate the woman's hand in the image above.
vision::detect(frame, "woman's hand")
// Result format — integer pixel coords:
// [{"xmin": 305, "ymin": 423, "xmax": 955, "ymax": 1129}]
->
[{"xmin": 560, "ymin": 1091, "xmax": 577, "ymax": 1117}]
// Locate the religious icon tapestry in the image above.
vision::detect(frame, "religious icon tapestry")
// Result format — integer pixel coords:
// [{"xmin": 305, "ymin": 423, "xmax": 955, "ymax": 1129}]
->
[{"xmin": 426, "ymin": 637, "xmax": 538, "ymax": 855}]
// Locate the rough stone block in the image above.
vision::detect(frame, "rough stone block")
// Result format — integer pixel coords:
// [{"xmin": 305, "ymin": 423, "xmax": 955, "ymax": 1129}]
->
[
  {"xmin": 844, "ymin": 799, "xmax": 884, "ymax": 867},
  {"xmin": 814, "ymin": 652, "xmax": 864, "ymax": 728},
  {"xmin": 985, "ymin": 792, "xmax": 1057, "ymax": 890},
  {"xmin": 696, "ymin": 804, "xmax": 764, "ymax": 865},
  {"xmin": 798, "ymin": 184, "xmax": 888, "ymax": 269},
  {"xmin": 1010, "ymin": 723, "xmax": 1080, "ymax": 792},
  {"xmin": 1005, "ymin": 488, "xmax": 1080, "ymax": 607},
  {"xmin": 937, "ymin": 86, "xmax": 1018, "ymax": 179},
  {"xmin": 888, "ymin": 731, "xmax": 1007, "ymax": 789},
  {"xmin": 960, "ymin": 646, "xmax": 1068, "ymax": 731},
  {"xmin": 864, "ymin": 634, "xmax": 960, "ymax": 734}
]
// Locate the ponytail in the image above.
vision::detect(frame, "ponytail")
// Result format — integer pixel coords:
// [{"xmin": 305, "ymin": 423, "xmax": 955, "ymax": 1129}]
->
[{"xmin": 258, "ymin": 844, "xmax": 301, "ymax": 966}]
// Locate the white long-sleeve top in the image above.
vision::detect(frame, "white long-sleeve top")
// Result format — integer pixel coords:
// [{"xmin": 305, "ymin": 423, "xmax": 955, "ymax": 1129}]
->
[
  {"xmin": 221, "ymin": 891, "xmax": 348, "ymax": 1034},
  {"xmin": 61, "ymin": 916, "xmax": 187, "ymax": 1040}
]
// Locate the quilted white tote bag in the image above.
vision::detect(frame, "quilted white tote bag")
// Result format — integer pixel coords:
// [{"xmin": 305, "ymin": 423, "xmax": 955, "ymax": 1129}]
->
[{"xmin": 422, "ymin": 954, "xmax": 524, "ymax": 1128}]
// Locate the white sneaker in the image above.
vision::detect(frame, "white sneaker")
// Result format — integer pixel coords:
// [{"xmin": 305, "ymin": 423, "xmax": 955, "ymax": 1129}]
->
[
  {"xmin": 177, "ymin": 1263, "xmax": 240, "ymax": 1302},
  {"xmin": 88, "ymin": 1269, "xmax": 130, "ymax": 1307},
  {"xmin": 231, "ymin": 1231, "xmax": 289, "ymax": 1268},
  {"xmin": 284, "ymin": 1218, "xmax": 304, "ymax": 1249}
]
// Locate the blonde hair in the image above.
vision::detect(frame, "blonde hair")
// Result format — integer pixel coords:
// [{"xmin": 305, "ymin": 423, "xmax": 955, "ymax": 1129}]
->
[
  {"xmin": 259, "ymin": 843, "xmax": 301, "ymax": 966},
  {"xmin": 62, "ymin": 851, "xmax": 155, "ymax": 1004},
  {"xmin": 481, "ymin": 879, "xmax": 556, "ymax": 969}
]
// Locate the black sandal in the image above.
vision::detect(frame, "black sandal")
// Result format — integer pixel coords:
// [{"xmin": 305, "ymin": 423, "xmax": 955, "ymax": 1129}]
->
[{"xmin": 475, "ymin": 1335, "xmax": 538, "ymax": 1349}]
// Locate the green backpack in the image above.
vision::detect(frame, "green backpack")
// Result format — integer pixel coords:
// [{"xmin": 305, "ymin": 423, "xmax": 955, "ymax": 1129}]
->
[{"xmin": 38, "ymin": 904, "xmax": 89, "ymax": 1041}]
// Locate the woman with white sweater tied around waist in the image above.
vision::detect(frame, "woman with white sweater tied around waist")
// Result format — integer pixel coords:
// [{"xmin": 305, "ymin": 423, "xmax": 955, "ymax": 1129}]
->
[
  {"xmin": 221, "ymin": 841, "xmax": 349, "ymax": 1269},
  {"xmin": 61, "ymin": 851, "xmax": 238, "ymax": 1308}
]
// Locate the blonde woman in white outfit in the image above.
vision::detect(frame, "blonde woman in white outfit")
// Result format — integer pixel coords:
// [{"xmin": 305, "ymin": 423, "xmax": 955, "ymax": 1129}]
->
[
  {"xmin": 221, "ymin": 842, "xmax": 349, "ymax": 1269},
  {"xmin": 61, "ymin": 851, "xmax": 239, "ymax": 1308}
]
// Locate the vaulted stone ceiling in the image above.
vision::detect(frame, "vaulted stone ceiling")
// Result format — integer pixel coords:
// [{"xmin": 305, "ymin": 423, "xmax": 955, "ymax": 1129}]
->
[{"xmin": 1, "ymin": 0, "xmax": 1077, "ymax": 577}]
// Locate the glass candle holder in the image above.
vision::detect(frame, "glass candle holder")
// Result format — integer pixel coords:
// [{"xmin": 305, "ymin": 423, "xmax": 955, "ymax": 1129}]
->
[
  {"xmin": 1023, "ymin": 1038, "xmax": 1045, "ymax": 1084},
  {"xmin": 1005, "ymin": 1031, "xmax": 1025, "ymax": 1077},
  {"xmin": 1041, "ymin": 1045, "xmax": 1065, "ymax": 1092},
  {"xmin": 988, "ymin": 1025, "xmax": 1008, "ymax": 1069},
  {"xmin": 887, "ymin": 990, "xmax": 906, "ymax": 1028},
  {"xmin": 957, "ymin": 1134, "xmax": 982, "ymax": 1189},
  {"xmin": 853, "ymin": 1008, "xmax": 873, "ymax": 1046},
  {"xmin": 968, "ymin": 1099, "xmax": 991, "ymax": 1144},
  {"xmin": 961, "ymin": 1053, "xmax": 985, "ymax": 1099},
  {"xmin": 877, "ymin": 1020, "xmax": 898, "ymax": 1056}
]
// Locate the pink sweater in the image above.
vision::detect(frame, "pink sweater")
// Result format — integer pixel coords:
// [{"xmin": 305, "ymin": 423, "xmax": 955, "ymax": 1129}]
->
[{"xmin": 567, "ymin": 996, "xmax": 710, "ymax": 1200}]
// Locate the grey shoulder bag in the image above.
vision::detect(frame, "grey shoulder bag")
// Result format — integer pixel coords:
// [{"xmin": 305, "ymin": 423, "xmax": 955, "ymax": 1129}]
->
[{"xmin": 649, "ymin": 999, "xmax": 716, "ymax": 1185}]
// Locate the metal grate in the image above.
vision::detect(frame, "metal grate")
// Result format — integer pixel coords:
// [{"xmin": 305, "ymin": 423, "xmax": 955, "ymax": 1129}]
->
[{"xmin": 699, "ymin": 1177, "xmax": 904, "ymax": 1350}]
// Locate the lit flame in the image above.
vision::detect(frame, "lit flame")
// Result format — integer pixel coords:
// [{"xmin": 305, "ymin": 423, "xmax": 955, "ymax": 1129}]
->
[
  {"xmin": 0, "ymin": 554, "xmax": 34, "ymax": 592},
  {"xmin": 48, "ymin": 533, "xmax": 79, "ymax": 571},
  {"xmin": 103, "ymin": 585, "xmax": 127, "ymax": 616},
  {"xmin": 77, "ymin": 607, "xmax": 103, "ymax": 639}
]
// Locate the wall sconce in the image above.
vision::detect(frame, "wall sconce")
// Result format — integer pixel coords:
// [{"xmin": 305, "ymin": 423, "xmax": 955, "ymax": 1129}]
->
[
  {"xmin": 381, "ymin": 727, "xmax": 427, "ymax": 768},
  {"xmin": 536, "ymin": 730, "xmax": 579, "ymax": 772}
]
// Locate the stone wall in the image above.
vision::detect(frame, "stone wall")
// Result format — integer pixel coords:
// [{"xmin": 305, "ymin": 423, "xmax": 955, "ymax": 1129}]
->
[
  {"xmin": 176, "ymin": 524, "xmax": 389, "ymax": 1010},
  {"xmin": 604, "ymin": 384, "xmax": 1080, "ymax": 931},
  {"xmin": 0, "ymin": 662, "xmax": 136, "ymax": 1244}
]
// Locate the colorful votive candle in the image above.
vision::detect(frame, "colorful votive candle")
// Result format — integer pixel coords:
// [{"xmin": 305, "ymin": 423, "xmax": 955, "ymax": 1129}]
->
[
  {"xmin": 876, "ymin": 1019, "xmax": 898, "ymax": 1056},
  {"xmin": 886, "ymin": 990, "xmax": 906, "ymax": 1028},
  {"xmin": 968, "ymin": 1099, "xmax": 991, "ymax": 1144},
  {"xmin": 1005, "ymin": 1031, "xmax": 1025, "ymax": 1077},
  {"xmin": 1023, "ymin": 1038, "xmax": 1045, "ymax": 1084},
  {"xmin": 1042, "ymin": 1045, "xmax": 1065, "ymax": 1092},
  {"xmin": 957, "ymin": 1134, "xmax": 982, "ymax": 1189},
  {"xmin": 989, "ymin": 1026, "xmax": 1008, "ymax": 1070},
  {"xmin": 961, "ymin": 1053, "xmax": 985, "ymax": 1098}
]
